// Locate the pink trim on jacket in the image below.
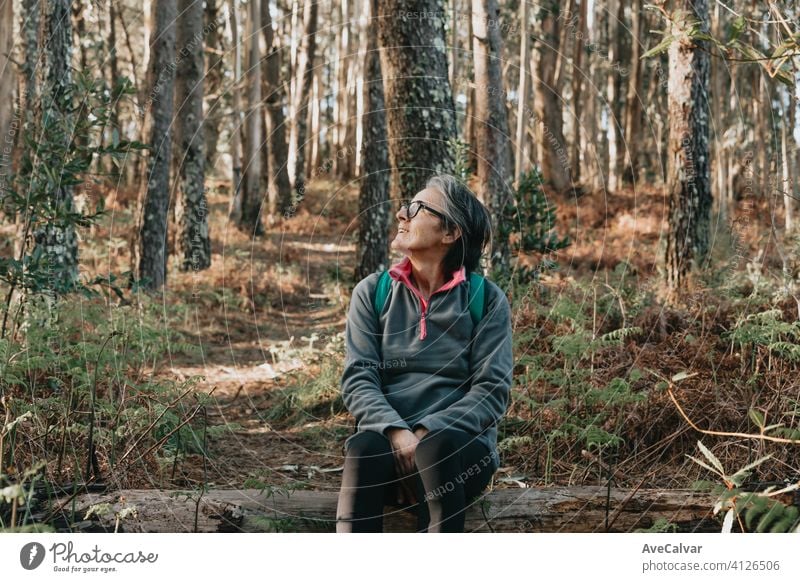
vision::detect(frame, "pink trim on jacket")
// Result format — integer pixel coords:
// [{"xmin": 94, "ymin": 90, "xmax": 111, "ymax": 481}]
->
[{"xmin": 388, "ymin": 257, "xmax": 467, "ymax": 340}]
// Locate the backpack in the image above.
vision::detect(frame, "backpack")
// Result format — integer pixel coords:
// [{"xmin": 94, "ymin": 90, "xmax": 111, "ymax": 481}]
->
[{"xmin": 373, "ymin": 269, "xmax": 487, "ymax": 326}]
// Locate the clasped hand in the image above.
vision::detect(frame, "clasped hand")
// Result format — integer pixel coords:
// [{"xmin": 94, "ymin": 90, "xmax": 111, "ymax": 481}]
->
[{"xmin": 386, "ymin": 427, "xmax": 429, "ymax": 505}]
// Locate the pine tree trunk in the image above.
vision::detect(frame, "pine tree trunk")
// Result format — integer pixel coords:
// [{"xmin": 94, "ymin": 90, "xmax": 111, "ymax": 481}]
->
[
  {"xmin": 287, "ymin": 0, "xmax": 318, "ymax": 196},
  {"xmin": 174, "ymin": 0, "xmax": 210, "ymax": 271},
  {"xmin": 227, "ymin": 0, "xmax": 243, "ymax": 219},
  {"xmin": 514, "ymin": 0, "xmax": 530, "ymax": 182},
  {"xmin": 235, "ymin": 0, "xmax": 264, "ymax": 234},
  {"xmin": 623, "ymin": 0, "xmax": 643, "ymax": 184},
  {"xmin": 377, "ymin": 0, "xmax": 456, "ymax": 200},
  {"xmin": 355, "ymin": 0, "xmax": 389, "ymax": 281},
  {"xmin": 472, "ymin": 0, "xmax": 512, "ymax": 276},
  {"xmin": 134, "ymin": 0, "xmax": 177, "ymax": 290},
  {"xmin": 261, "ymin": 0, "xmax": 293, "ymax": 216},
  {"xmin": 204, "ymin": 0, "xmax": 225, "ymax": 171},
  {"xmin": 570, "ymin": 0, "xmax": 588, "ymax": 184},
  {"xmin": 534, "ymin": 4, "xmax": 570, "ymax": 192},
  {"xmin": 34, "ymin": 0, "xmax": 79, "ymax": 294},
  {"xmin": 664, "ymin": 0, "xmax": 712, "ymax": 300},
  {"xmin": 0, "ymin": 0, "xmax": 15, "ymax": 217},
  {"xmin": 606, "ymin": 0, "xmax": 620, "ymax": 192}
]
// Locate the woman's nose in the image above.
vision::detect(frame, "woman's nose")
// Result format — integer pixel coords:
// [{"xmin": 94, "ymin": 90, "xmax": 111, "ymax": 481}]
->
[{"xmin": 396, "ymin": 205, "xmax": 408, "ymax": 221}]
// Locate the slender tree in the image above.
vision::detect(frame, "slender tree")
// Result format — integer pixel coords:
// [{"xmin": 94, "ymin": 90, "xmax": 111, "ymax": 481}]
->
[
  {"xmin": 134, "ymin": 0, "xmax": 177, "ymax": 289},
  {"xmin": 664, "ymin": 0, "xmax": 712, "ymax": 299},
  {"xmin": 472, "ymin": 0, "xmax": 512, "ymax": 275},
  {"xmin": 227, "ymin": 0, "xmax": 243, "ymax": 217},
  {"xmin": 174, "ymin": 0, "xmax": 210, "ymax": 271},
  {"xmin": 232, "ymin": 0, "xmax": 264, "ymax": 234},
  {"xmin": 287, "ymin": 0, "xmax": 318, "ymax": 196},
  {"xmin": 34, "ymin": 0, "xmax": 79, "ymax": 293},
  {"xmin": 533, "ymin": 2, "xmax": 570, "ymax": 192},
  {"xmin": 204, "ymin": 0, "xmax": 226, "ymax": 170},
  {"xmin": 377, "ymin": 0, "xmax": 457, "ymax": 200},
  {"xmin": 356, "ymin": 0, "xmax": 390, "ymax": 280},
  {"xmin": 261, "ymin": 0, "xmax": 293, "ymax": 217}
]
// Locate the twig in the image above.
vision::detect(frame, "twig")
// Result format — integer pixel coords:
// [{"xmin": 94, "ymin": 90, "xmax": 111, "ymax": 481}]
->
[
  {"xmin": 115, "ymin": 386, "xmax": 194, "ymax": 465},
  {"xmin": 667, "ymin": 387, "xmax": 800, "ymax": 445}
]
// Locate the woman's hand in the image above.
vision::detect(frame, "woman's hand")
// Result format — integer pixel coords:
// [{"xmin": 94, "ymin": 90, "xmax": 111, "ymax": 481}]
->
[{"xmin": 386, "ymin": 428, "xmax": 420, "ymax": 505}]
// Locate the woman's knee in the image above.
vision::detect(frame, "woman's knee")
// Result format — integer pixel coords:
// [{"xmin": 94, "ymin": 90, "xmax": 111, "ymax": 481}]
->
[
  {"xmin": 414, "ymin": 428, "xmax": 462, "ymax": 467},
  {"xmin": 345, "ymin": 431, "xmax": 393, "ymax": 467}
]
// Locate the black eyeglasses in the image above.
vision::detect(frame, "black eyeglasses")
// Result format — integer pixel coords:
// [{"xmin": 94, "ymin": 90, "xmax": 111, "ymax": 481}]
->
[{"xmin": 398, "ymin": 199, "xmax": 450, "ymax": 223}]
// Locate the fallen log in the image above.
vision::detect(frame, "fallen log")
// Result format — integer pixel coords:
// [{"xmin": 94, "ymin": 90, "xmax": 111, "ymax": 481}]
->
[{"xmin": 53, "ymin": 487, "xmax": 720, "ymax": 532}]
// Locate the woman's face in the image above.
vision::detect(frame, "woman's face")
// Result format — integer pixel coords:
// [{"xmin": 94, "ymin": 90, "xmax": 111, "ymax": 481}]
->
[{"xmin": 390, "ymin": 187, "xmax": 460, "ymax": 256}]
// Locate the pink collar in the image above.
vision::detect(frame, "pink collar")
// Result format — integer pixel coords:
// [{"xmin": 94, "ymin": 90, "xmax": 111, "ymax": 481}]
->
[{"xmin": 388, "ymin": 257, "xmax": 466, "ymax": 297}]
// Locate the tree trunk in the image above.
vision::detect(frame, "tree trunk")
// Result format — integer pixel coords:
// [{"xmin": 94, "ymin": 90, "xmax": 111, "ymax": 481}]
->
[
  {"xmin": 134, "ymin": 0, "xmax": 177, "ymax": 290},
  {"xmin": 174, "ymin": 0, "xmax": 210, "ymax": 272},
  {"xmin": 227, "ymin": 0, "xmax": 243, "ymax": 225},
  {"xmin": 472, "ymin": 0, "xmax": 512, "ymax": 276},
  {"xmin": 234, "ymin": 0, "xmax": 264, "ymax": 234},
  {"xmin": 287, "ymin": 0, "xmax": 318, "ymax": 197},
  {"xmin": 514, "ymin": 0, "xmax": 530, "ymax": 182},
  {"xmin": 0, "ymin": 0, "xmax": 15, "ymax": 216},
  {"xmin": 65, "ymin": 487, "xmax": 720, "ymax": 533},
  {"xmin": 355, "ymin": 0, "xmax": 390, "ymax": 281},
  {"xmin": 664, "ymin": 0, "xmax": 712, "ymax": 300},
  {"xmin": 204, "ymin": 0, "xmax": 225, "ymax": 171},
  {"xmin": 534, "ymin": 4, "xmax": 570, "ymax": 192},
  {"xmin": 377, "ymin": 0, "xmax": 457, "ymax": 201},
  {"xmin": 261, "ymin": 0, "xmax": 293, "ymax": 216},
  {"xmin": 34, "ymin": 0, "xmax": 80, "ymax": 294},
  {"xmin": 623, "ymin": 0, "xmax": 643, "ymax": 184},
  {"xmin": 570, "ymin": 0, "xmax": 588, "ymax": 184},
  {"xmin": 606, "ymin": 0, "xmax": 620, "ymax": 192}
]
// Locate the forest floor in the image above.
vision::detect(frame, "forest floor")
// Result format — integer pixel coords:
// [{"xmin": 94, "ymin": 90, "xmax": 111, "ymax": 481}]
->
[{"xmin": 77, "ymin": 174, "xmax": 798, "ymax": 505}]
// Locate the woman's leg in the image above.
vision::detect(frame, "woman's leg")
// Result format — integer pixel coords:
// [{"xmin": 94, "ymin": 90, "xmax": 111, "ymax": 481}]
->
[
  {"xmin": 414, "ymin": 428, "xmax": 495, "ymax": 533},
  {"xmin": 336, "ymin": 431, "xmax": 396, "ymax": 532}
]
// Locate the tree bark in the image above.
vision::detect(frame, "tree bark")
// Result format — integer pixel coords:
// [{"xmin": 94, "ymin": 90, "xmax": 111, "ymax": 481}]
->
[
  {"xmin": 570, "ymin": 0, "xmax": 588, "ymax": 184},
  {"xmin": 606, "ymin": 0, "xmax": 620, "ymax": 192},
  {"xmin": 0, "ymin": 0, "xmax": 15, "ymax": 215},
  {"xmin": 514, "ymin": 0, "xmax": 530, "ymax": 182},
  {"xmin": 34, "ymin": 0, "xmax": 80, "ymax": 294},
  {"xmin": 533, "ymin": 4, "xmax": 570, "ymax": 192},
  {"xmin": 174, "ymin": 0, "xmax": 211, "ymax": 272},
  {"xmin": 233, "ymin": 0, "xmax": 264, "ymax": 234},
  {"xmin": 287, "ymin": 0, "xmax": 318, "ymax": 197},
  {"xmin": 134, "ymin": 0, "xmax": 177, "ymax": 290},
  {"xmin": 355, "ymin": 0, "xmax": 390, "ymax": 281},
  {"xmin": 623, "ymin": 0, "xmax": 643, "ymax": 184},
  {"xmin": 203, "ymin": 0, "xmax": 225, "ymax": 171},
  {"xmin": 261, "ymin": 0, "xmax": 293, "ymax": 217},
  {"xmin": 227, "ymin": 0, "xmax": 243, "ymax": 221},
  {"xmin": 472, "ymin": 0, "xmax": 512, "ymax": 276},
  {"xmin": 65, "ymin": 487, "xmax": 720, "ymax": 533},
  {"xmin": 664, "ymin": 0, "xmax": 712, "ymax": 300},
  {"xmin": 377, "ymin": 0, "xmax": 457, "ymax": 201}
]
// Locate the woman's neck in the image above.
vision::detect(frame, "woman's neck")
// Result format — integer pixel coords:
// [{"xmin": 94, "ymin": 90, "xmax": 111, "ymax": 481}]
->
[{"xmin": 407, "ymin": 257, "xmax": 448, "ymax": 300}]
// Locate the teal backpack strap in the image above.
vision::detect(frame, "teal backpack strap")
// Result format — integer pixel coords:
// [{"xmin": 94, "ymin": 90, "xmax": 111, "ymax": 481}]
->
[
  {"xmin": 468, "ymin": 272, "xmax": 486, "ymax": 326},
  {"xmin": 374, "ymin": 270, "xmax": 392, "ymax": 318}
]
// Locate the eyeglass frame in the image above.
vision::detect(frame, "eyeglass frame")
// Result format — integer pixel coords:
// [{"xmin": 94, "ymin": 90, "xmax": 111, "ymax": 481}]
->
[{"xmin": 398, "ymin": 199, "xmax": 452, "ymax": 225}]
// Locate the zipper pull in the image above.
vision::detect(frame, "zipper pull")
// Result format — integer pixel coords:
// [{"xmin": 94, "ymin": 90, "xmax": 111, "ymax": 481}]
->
[{"xmin": 419, "ymin": 311, "xmax": 427, "ymax": 340}]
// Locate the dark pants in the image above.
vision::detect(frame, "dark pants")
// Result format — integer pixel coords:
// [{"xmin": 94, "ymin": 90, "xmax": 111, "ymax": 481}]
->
[{"xmin": 336, "ymin": 428, "xmax": 495, "ymax": 533}]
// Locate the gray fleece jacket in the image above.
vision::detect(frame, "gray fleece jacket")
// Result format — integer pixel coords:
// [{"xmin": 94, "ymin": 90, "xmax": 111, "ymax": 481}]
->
[{"xmin": 341, "ymin": 257, "xmax": 514, "ymax": 472}]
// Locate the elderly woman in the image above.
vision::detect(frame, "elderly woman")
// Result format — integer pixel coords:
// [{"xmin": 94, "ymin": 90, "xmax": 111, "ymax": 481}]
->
[{"xmin": 336, "ymin": 174, "xmax": 514, "ymax": 533}]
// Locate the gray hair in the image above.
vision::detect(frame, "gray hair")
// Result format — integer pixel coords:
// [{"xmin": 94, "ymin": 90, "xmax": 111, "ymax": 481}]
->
[{"xmin": 425, "ymin": 174, "xmax": 492, "ymax": 275}]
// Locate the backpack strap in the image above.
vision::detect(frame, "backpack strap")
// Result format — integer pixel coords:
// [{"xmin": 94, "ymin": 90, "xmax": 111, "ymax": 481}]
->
[
  {"xmin": 374, "ymin": 269, "xmax": 486, "ymax": 324},
  {"xmin": 468, "ymin": 272, "xmax": 486, "ymax": 326},
  {"xmin": 374, "ymin": 270, "xmax": 392, "ymax": 318}
]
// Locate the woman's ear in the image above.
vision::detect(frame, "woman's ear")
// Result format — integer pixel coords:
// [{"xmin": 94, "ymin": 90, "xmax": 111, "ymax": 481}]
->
[{"xmin": 442, "ymin": 224, "xmax": 462, "ymax": 244}]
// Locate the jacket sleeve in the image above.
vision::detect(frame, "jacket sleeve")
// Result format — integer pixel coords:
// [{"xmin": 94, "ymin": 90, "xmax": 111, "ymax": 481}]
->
[
  {"xmin": 412, "ymin": 284, "xmax": 513, "ymax": 435},
  {"xmin": 341, "ymin": 275, "xmax": 411, "ymax": 435}
]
